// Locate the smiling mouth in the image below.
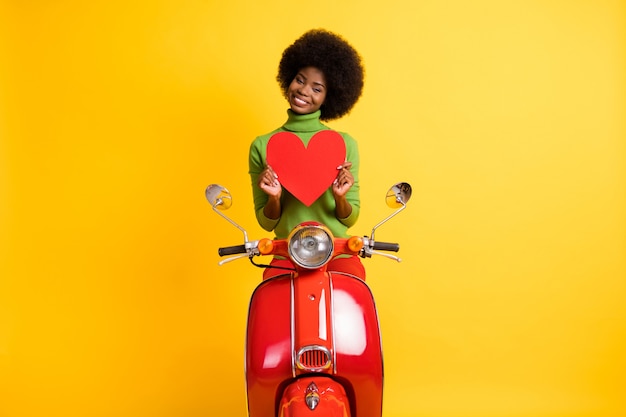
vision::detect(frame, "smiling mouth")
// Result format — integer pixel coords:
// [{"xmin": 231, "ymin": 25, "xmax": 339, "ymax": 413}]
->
[{"xmin": 293, "ymin": 96, "xmax": 308, "ymax": 106}]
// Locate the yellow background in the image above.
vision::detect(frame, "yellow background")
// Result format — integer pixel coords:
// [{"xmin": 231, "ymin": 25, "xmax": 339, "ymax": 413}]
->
[{"xmin": 1, "ymin": 1, "xmax": 624, "ymax": 416}]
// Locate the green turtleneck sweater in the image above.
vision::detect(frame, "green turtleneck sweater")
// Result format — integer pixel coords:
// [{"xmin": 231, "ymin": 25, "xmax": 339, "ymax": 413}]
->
[{"xmin": 249, "ymin": 109, "xmax": 360, "ymax": 239}]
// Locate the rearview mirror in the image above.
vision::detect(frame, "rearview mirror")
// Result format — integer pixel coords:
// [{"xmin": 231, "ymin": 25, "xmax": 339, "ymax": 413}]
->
[
  {"xmin": 205, "ymin": 184, "xmax": 232, "ymax": 211},
  {"xmin": 386, "ymin": 182, "xmax": 412, "ymax": 209}
]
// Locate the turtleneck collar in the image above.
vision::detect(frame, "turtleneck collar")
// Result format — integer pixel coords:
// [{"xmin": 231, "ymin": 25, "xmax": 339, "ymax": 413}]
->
[{"xmin": 282, "ymin": 109, "xmax": 327, "ymax": 133}]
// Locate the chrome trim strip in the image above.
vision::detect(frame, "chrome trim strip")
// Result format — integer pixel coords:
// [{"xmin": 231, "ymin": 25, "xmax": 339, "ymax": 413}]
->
[
  {"xmin": 329, "ymin": 273, "xmax": 337, "ymax": 374},
  {"xmin": 290, "ymin": 275, "xmax": 296, "ymax": 378}
]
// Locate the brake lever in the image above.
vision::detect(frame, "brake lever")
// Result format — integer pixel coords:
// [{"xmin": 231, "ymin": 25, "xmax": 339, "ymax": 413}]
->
[
  {"xmin": 218, "ymin": 253, "xmax": 252, "ymax": 266},
  {"xmin": 360, "ymin": 246, "xmax": 402, "ymax": 262},
  {"xmin": 370, "ymin": 250, "xmax": 402, "ymax": 262}
]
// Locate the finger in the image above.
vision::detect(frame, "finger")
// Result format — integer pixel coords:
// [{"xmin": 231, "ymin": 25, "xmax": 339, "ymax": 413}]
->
[
  {"xmin": 338, "ymin": 169, "xmax": 353, "ymax": 182},
  {"xmin": 266, "ymin": 165, "xmax": 278, "ymax": 177},
  {"xmin": 335, "ymin": 175, "xmax": 351, "ymax": 188},
  {"xmin": 341, "ymin": 161, "xmax": 353, "ymax": 171},
  {"xmin": 268, "ymin": 167, "xmax": 279, "ymax": 184},
  {"xmin": 263, "ymin": 167, "xmax": 278, "ymax": 186}
]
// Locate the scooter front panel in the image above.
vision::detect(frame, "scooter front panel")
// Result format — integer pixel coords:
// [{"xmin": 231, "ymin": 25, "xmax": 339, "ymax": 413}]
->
[{"xmin": 246, "ymin": 272, "xmax": 384, "ymax": 417}]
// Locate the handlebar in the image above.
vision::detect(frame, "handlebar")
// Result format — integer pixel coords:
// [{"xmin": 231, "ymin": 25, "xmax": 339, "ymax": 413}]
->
[
  {"xmin": 218, "ymin": 244, "xmax": 247, "ymax": 257},
  {"xmin": 217, "ymin": 238, "xmax": 400, "ymax": 263},
  {"xmin": 372, "ymin": 241, "xmax": 400, "ymax": 252}
]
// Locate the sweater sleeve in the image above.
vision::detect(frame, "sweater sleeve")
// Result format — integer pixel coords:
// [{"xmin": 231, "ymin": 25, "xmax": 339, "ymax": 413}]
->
[
  {"xmin": 249, "ymin": 136, "xmax": 280, "ymax": 232},
  {"xmin": 338, "ymin": 132, "xmax": 360, "ymax": 228}
]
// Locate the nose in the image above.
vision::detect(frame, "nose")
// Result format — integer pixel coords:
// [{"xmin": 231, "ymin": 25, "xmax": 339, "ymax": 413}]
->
[{"xmin": 297, "ymin": 83, "xmax": 311, "ymax": 97}]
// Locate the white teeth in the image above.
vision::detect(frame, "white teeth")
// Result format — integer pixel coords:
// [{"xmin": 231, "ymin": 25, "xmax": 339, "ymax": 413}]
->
[{"xmin": 295, "ymin": 97, "xmax": 307, "ymax": 105}]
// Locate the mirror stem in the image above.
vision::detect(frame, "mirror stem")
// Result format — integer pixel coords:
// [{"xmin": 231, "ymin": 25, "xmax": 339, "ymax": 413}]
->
[
  {"xmin": 212, "ymin": 201, "xmax": 249, "ymax": 243},
  {"xmin": 370, "ymin": 202, "xmax": 406, "ymax": 241}
]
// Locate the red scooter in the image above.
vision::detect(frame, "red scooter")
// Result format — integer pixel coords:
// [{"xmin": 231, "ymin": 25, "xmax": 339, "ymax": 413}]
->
[{"xmin": 205, "ymin": 182, "xmax": 412, "ymax": 417}]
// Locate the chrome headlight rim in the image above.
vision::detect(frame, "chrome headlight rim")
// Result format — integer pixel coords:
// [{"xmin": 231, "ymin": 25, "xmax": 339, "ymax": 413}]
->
[{"xmin": 287, "ymin": 223, "xmax": 335, "ymax": 269}]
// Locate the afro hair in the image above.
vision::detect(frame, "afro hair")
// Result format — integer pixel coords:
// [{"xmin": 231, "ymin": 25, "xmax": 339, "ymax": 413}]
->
[{"xmin": 277, "ymin": 29, "xmax": 365, "ymax": 121}]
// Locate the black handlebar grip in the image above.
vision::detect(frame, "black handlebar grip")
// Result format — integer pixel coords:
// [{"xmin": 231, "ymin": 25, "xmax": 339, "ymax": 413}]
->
[
  {"xmin": 372, "ymin": 241, "xmax": 400, "ymax": 252},
  {"xmin": 218, "ymin": 244, "xmax": 247, "ymax": 257}
]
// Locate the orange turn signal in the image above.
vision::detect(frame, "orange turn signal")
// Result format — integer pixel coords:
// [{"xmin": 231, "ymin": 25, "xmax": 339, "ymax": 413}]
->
[
  {"xmin": 347, "ymin": 236, "xmax": 364, "ymax": 252},
  {"xmin": 258, "ymin": 238, "xmax": 274, "ymax": 255}
]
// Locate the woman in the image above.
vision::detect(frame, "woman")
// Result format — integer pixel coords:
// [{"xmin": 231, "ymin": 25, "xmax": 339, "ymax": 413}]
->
[{"xmin": 249, "ymin": 29, "xmax": 365, "ymax": 280}]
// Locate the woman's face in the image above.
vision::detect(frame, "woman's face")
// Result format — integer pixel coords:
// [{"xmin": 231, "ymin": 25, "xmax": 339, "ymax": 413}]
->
[{"xmin": 287, "ymin": 66, "xmax": 327, "ymax": 115}]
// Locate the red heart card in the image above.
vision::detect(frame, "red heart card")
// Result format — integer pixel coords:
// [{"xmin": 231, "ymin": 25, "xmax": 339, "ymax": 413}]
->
[{"xmin": 266, "ymin": 130, "xmax": 346, "ymax": 206}]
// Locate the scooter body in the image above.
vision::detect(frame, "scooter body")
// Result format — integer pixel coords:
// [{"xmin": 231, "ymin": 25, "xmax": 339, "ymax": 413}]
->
[
  {"xmin": 246, "ymin": 254, "xmax": 383, "ymax": 417},
  {"xmin": 205, "ymin": 182, "xmax": 412, "ymax": 417}
]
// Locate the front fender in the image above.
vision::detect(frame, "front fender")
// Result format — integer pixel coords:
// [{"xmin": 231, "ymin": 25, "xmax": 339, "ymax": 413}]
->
[{"xmin": 278, "ymin": 376, "xmax": 350, "ymax": 417}]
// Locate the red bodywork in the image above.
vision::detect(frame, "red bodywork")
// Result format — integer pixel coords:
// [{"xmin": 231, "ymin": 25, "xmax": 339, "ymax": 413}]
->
[{"xmin": 245, "ymin": 237, "xmax": 384, "ymax": 417}]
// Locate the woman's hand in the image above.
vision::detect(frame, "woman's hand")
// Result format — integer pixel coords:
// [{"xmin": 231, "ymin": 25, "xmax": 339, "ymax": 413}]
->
[
  {"xmin": 333, "ymin": 161, "xmax": 354, "ymax": 219},
  {"xmin": 258, "ymin": 165, "xmax": 282, "ymax": 198},
  {"xmin": 332, "ymin": 161, "xmax": 354, "ymax": 198},
  {"xmin": 259, "ymin": 165, "xmax": 282, "ymax": 220}
]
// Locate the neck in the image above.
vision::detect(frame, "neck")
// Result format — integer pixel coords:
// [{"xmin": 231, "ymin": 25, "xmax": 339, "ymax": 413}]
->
[{"xmin": 283, "ymin": 109, "xmax": 325, "ymax": 133}]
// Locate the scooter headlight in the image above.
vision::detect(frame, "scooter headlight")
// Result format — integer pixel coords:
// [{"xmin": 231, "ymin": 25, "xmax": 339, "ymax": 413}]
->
[{"xmin": 288, "ymin": 223, "xmax": 334, "ymax": 269}]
